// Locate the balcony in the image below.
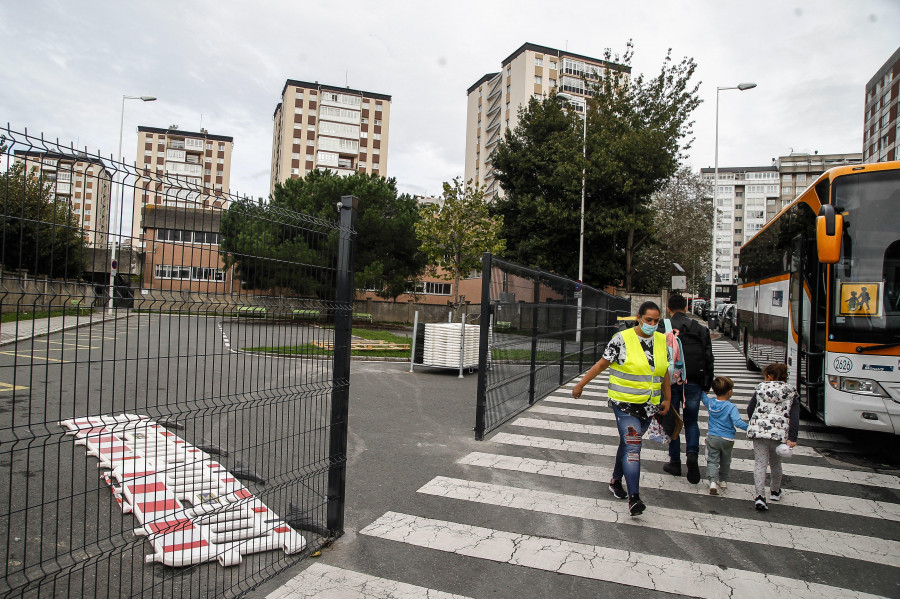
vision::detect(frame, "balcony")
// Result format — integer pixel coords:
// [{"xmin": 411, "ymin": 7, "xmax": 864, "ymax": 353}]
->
[{"xmin": 168, "ymin": 140, "xmax": 186, "ymax": 150}]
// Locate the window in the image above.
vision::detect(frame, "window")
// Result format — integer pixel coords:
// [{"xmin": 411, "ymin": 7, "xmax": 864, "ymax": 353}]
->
[
  {"xmin": 217, "ymin": 158, "xmax": 224, "ymax": 164},
  {"xmin": 734, "ymin": 228, "xmax": 742, "ymax": 235},
  {"xmin": 308, "ymin": 124, "xmax": 315, "ymax": 131},
  {"xmin": 293, "ymin": 138, "xmax": 301, "ymax": 145},
  {"xmin": 206, "ymin": 143, "xmax": 213, "ymax": 150},
  {"xmin": 372, "ymin": 148, "xmax": 380, "ymax": 155},
  {"xmin": 535, "ymin": 57, "xmax": 543, "ymax": 66},
  {"xmin": 735, "ymin": 216, "xmax": 742, "ymax": 222},
  {"xmin": 360, "ymin": 131, "xmax": 368, "ymax": 138},
  {"xmin": 375, "ymin": 104, "xmax": 382, "ymax": 112},
  {"xmin": 373, "ymin": 133, "xmax": 381, "ymax": 140},
  {"xmin": 306, "ymin": 154, "xmax": 314, "ymax": 161},
  {"xmin": 292, "ymin": 153, "xmax": 300, "ymax": 160},
  {"xmin": 549, "ymin": 78, "xmax": 556, "ymax": 87},
  {"xmin": 534, "ymin": 75, "xmax": 542, "ymax": 84},
  {"xmin": 218, "ymin": 143, "xmax": 225, "ymax": 151},
  {"xmin": 549, "ymin": 61, "xmax": 557, "ymax": 70},
  {"xmin": 296, "ymin": 91, "xmax": 303, "ymax": 99},
  {"xmin": 796, "ymin": 174, "xmax": 807, "ymax": 184},
  {"xmin": 295, "ymin": 108, "xmax": 303, "ymax": 114},
  {"xmin": 374, "ymin": 119, "xmax": 381, "ymax": 126},
  {"xmin": 361, "ymin": 117, "xmax": 368, "ymax": 124},
  {"xmin": 782, "ymin": 186, "xmax": 792, "ymax": 196},
  {"xmin": 782, "ymin": 174, "xmax": 792, "ymax": 182},
  {"xmin": 734, "ymin": 241, "xmax": 742, "ymax": 247},
  {"xmin": 506, "ymin": 84, "xmax": 510, "ymax": 94},
  {"xmin": 359, "ymin": 162, "xmax": 367, "ymax": 168},
  {"xmin": 307, "ymin": 140, "xmax": 315, "ymax": 146}
]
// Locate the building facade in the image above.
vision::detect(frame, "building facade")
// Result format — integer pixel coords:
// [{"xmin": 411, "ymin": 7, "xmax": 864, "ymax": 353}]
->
[
  {"xmin": 130, "ymin": 126, "xmax": 233, "ymax": 250},
  {"xmin": 14, "ymin": 150, "xmax": 112, "ymax": 248},
  {"xmin": 864, "ymin": 46, "xmax": 900, "ymax": 163},
  {"xmin": 464, "ymin": 42, "xmax": 628, "ymax": 201},
  {"xmin": 269, "ymin": 80, "xmax": 391, "ymax": 194},
  {"xmin": 773, "ymin": 152, "xmax": 862, "ymax": 220},
  {"xmin": 701, "ymin": 166, "xmax": 779, "ymax": 284}
]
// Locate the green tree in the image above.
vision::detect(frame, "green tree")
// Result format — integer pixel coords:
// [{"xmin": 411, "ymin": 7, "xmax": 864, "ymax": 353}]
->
[
  {"xmin": 492, "ymin": 42, "xmax": 701, "ymax": 292},
  {"xmin": 415, "ymin": 178, "xmax": 505, "ymax": 304},
  {"xmin": 220, "ymin": 170, "xmax": 425, "ymax": 299},
  {"xmin": 1, "ymin": 160, "xmax": 88, "ymax": 279},
  {"xmin": 632, "ymin": 168, "xmax": 713, "ymax": 294}
]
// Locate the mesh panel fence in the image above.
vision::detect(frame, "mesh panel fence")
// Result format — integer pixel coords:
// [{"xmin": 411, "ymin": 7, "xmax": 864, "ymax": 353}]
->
[
  {"xmin": 0, "ymin": 126, "xmax": 355, "ymax": 598},
  {"xmin": 474, "ymin": 254, "xmax": 630, "ymax": 439}
]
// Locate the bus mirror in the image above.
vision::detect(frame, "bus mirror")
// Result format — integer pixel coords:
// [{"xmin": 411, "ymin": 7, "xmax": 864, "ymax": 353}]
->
[{"xmin": 816, "ymin": 205, "xmax": 843, "ymax": 264}]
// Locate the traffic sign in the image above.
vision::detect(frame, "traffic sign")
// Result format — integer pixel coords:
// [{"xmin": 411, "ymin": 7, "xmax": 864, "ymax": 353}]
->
[
  {"xmin": 111, "ymin": 259, "xmax": 118, "ymax": 273},
  {"xmin": 574, "ymin": 280, "xmax": 583, "ymax": 292}
]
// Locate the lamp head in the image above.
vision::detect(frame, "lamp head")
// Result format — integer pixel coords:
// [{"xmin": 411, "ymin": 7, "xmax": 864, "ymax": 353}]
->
[
  {"xmin": 737, "ymin": 83, "xmax": 757, "ymax": 91},
  {"xmin": 140, "ymin": 96, "xmax": 157, "ymax": 102}
]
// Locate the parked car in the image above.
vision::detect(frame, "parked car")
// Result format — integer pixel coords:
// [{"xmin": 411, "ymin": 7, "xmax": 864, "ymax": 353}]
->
[
  {"xmin": 692, "ymin": 300, "xmax": 706, "ymax": 316},
  {"xmin": 719, "ymin": 304, "xmax": 738, "ymax": 340}
]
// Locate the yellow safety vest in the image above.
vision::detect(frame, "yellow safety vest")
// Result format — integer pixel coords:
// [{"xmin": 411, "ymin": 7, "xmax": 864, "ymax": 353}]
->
[{"xmin": 608, "ymin": 328, "xmax": 668, "ymax": 404}]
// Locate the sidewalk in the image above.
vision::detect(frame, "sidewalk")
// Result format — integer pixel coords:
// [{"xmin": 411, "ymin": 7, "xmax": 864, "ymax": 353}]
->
[{"xmin": 0, "ymin": 310, "xmax": 131, "ymax": 346}]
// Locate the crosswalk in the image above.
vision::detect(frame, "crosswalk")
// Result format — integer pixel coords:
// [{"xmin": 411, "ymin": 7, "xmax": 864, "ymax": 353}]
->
[{"xmin": 268, "ymin": 339, "xmax": 900, "ymax": 598}]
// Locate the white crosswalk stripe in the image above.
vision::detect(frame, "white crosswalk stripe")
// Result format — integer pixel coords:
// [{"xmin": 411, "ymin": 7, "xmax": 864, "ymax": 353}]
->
[{"xmin": 276, "ymin": 336, "xmax": 900, "ymax": 598}]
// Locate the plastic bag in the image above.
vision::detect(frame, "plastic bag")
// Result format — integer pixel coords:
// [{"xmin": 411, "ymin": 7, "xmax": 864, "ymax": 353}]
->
[
  {"xmin": 776, "ymin": 443, "xmax": 794, "ymax": 458},
  {"xmin": 647, "ymin": 417, "xmax": 671, "ymax": 445}
]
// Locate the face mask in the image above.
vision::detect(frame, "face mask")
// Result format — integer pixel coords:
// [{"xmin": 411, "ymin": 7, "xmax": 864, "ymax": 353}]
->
[{"xmin": 640, "ymin": 322, "xmax": 657, "ymax": 335}]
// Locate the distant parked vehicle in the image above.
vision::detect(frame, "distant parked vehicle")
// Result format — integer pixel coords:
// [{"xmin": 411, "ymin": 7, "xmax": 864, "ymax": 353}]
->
[
  {"xmin": 720, "ymin": 304, "xmax": 738, "ymax": 339},
  {"xmin": 692, "ymin": 300, "xmax": 706, "ymax": 316}
]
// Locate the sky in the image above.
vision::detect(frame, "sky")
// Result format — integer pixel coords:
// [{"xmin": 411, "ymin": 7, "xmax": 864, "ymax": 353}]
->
[{"xmin": 1, "ymin": 0, "xmax": 898, "ymax": 201}]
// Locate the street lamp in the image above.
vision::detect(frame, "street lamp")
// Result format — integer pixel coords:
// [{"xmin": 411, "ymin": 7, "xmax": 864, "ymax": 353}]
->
[
  {"xmin": 109, "ymin": 94, "xmax": 156, "ymax": 313},
  {"xmin": 709, "ymin": 83, "xmax": 755, "ymax": 323},
  {"xmin": 557, "ymin": 92, "xmax": 587, "ymax": 343}
]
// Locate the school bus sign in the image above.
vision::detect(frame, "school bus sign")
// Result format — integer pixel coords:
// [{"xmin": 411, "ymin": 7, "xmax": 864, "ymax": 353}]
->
[{"xmin": 838, "ymin": 282, "xmax": 881, "ymax": 317}]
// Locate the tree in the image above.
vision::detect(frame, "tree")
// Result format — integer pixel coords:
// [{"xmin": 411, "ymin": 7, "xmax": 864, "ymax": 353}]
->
[
  {"xmin": 220, "ymin": 170, "xmax": 425, "ymax": 299},
  {"xmin": 631, "ymin": 168, "xmax": 713, "ymax": 295},
  {"xmin": 415, "ymin": 178, "xmax": 505, "ymax": 305},
  {"xmin": 1, "ymin": 160, "xmax": 88, "ymax": 279},
  {"xmin": 492, "ymin": 42, "xmax": 701, "ymax": 292}
]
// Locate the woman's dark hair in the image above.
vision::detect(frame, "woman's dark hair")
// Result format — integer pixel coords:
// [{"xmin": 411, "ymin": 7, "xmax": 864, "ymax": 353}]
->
[
  {"xmin": 763, "ymin": 363, "xmax": 789, "ymax": 382},
  {"xmin": 711, "ymin": 376, "xmax": 734, "ymax": 396},
  {"xmin": 638, "ymin": 301, "xmax": 661, "ymax": 316}
]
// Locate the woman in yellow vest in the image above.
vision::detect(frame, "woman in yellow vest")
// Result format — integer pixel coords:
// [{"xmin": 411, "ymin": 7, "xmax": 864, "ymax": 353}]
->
[{"xmin": 572, "ymin": 301, "xmax": 671, "ymax": 516}]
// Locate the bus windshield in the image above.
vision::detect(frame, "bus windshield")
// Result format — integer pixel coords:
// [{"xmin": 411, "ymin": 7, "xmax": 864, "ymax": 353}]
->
[{"xmin": 830, "ymin": 169, "xmax": 900, "ymax": 344}]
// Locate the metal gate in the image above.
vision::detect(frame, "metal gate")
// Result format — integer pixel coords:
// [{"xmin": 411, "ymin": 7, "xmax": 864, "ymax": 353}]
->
[
  {"xmin": 0, "ymin": 127, "xmax": 356, "ymax": 597},
  {"xmin": 474, "ymin": 254, "xmax": 630, "ymax": 439}
]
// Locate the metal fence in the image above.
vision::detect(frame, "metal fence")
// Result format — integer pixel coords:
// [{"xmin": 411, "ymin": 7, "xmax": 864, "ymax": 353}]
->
[
  {"xmin": 474, "ymin": 254, "xmax": 630, "ymax": 440},
  {"xmin": 0, "ymin": 126, "xmax": 356, "ymax": 597}
]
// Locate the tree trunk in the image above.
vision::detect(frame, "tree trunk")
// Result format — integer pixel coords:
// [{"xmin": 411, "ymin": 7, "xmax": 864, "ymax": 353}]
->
[{"xmin": 625, "ymin": 227, "xmax": 634, "ymax": 293}]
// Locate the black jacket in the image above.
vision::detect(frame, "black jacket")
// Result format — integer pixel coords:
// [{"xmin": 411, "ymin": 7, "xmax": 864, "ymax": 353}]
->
[{"xmin": 663, "ymin": 311, "xmax": 715, "ymax": 391}]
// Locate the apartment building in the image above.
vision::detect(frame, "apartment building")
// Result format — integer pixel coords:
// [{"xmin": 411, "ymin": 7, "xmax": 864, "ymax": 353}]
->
[
  {"xmin": 701, "ymin": 166, "xmax": 779, "ymax": 284},
  {"xmin": 773, "ymin": 151, "xmax": 862, "ymax": 220},
  {"xmin": 864, "ymin": 46, "xmax": 900, "ymax": 163},
  {"xmin": 13, "ymin": 150, "xmax": 112, "ymax": 248},
  {"xmin": 269, "ymin": 80, "xmax": 391, "ymax": 193},
  {"xmin": 131, "ymin": 126, "xmax": 234, "ymax": 249},
  {"xmin": 464, "ymin": 42, "xmax": 629, "ymax": 201}
]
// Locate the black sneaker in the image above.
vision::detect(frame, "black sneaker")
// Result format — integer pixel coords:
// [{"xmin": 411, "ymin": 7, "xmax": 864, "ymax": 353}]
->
[
  {"xmin": 662, "ymin": 462, "xmax": 682, "ymax": 477},
  {"xmin": 686, "ymin": 452, "xmax": 701, "ymax": 484},
  {"xmin": 608, "ymin": 479, "xmax": 627, "ymax": 500},
  {"xmin": 754, "ymin": 495, "xmax": 768, "ymax": 511},
  {"xmin": 629, "ymin": 494, "xmax": 646, "ymax": 517},
  {"xmin": 769, "ymin": 489, "xmax": 782, "ymax": 502}
]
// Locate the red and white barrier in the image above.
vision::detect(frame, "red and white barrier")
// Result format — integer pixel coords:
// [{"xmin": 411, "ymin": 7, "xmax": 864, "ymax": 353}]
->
[{"xmin": 61, "ymin": 414, "xmax": 307, "ymax": 567}]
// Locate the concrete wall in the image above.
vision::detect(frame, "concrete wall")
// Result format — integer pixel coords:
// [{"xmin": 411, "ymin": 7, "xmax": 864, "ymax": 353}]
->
[
  {"xmin": 0, "ymin": 271, "xmax": 98, "ymax": 313},
  {"xmin": 628, "ymin": 290, "xmax": 669, "ymax": 316}
]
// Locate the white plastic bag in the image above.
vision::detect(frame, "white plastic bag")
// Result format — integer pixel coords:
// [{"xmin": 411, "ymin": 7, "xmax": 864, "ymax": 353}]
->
[
  {"xmin": 776, "ymin": 443, "xmax": 794, "ymax": 458},
  {"xmin": 647, "ymin": 417, "xmax": 670, "ymax": 445}
]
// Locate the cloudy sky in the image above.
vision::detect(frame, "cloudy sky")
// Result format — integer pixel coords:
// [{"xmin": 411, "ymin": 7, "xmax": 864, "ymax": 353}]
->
[{"xmin": 2, "ymin": 0, "xmax": 898, "ymax": 200}]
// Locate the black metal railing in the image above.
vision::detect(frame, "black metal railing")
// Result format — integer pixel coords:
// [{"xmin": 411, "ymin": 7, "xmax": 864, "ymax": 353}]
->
[
  {"xmin": 474, "ymin": 254, "xmax": 630, "ymax": 440},
  {"xmin": 0, "ymin": 126, "xmax": 356, "ymax": 598}
]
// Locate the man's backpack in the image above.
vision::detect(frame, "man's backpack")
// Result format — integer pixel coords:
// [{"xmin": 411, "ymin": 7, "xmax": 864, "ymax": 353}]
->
[{"xmin": 663, "ymin": 318, "xmax": 687, "ymax": 384}]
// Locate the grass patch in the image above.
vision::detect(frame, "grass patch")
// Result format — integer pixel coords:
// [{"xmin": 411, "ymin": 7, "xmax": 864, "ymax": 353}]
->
[
  {"xmin": 1, "ymin": 308, "xmax": 89, "ymax": 323},
  {"xmin": 242, "ymin": 327, "xmax": 412, "ymax": 358}
]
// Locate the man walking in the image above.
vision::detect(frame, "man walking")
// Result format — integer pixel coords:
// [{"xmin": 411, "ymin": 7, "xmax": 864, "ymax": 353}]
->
[{"xmin": 660, "ymin": 294, "xmax": 714, "ymax": 484}]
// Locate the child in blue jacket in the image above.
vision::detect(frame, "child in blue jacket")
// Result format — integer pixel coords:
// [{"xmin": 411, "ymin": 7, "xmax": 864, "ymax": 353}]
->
[{"xmin": 702, "ymin": 376, "xmax": 748, "ymax": 495}]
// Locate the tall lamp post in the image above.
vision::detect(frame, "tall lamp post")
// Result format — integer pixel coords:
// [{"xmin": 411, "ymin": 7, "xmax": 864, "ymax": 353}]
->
[
  {"xmin": 109, "ymin": 95, "xmax": 156, "ymax": 313},
  {"xmin": 558, "ymin": 93, "xmax": 587, "ymax": 342},
  {"xmin": 709, "ymin": 83, "xmax": 756, "ymax": 323}
]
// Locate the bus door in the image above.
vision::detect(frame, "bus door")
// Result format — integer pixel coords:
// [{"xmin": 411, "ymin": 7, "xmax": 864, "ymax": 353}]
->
[{"xmin": 791, "ymin": 235, "xmax": 825, "ymax": 415}]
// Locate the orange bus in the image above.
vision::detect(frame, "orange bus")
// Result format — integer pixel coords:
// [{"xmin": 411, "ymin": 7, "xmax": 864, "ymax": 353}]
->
[{"xmin": 737, "ymin": 161, "xmax": 900, "ymax": 433}]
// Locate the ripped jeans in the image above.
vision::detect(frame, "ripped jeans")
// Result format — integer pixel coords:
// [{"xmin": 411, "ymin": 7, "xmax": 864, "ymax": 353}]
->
[{"xmin": 611, "ymin": 403, "xmax": 652, "ymax": 497}]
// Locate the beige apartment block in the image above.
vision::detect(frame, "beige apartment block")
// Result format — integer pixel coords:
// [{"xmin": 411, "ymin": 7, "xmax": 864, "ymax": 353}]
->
[
  {"xmin": 14, "ymin": 150, "xmax": 112, "ymax": 248},
  {"xmin": 131, "ymin": 126, "xmax": 234, "ymax": 249},
  {"xmin": 464, "ymin": 42, "xmax": 629, "ymax": 202},
  {"xmin": 270, "ymin": 80, "xmax": 391, "ymax": 194},
  {"xmin": 773, "ymin": 152, "xmax": 862, "ymax": 220},
  {"xmin": 864, "ymin": 46, "xmax": 899, "ymax": 163}
]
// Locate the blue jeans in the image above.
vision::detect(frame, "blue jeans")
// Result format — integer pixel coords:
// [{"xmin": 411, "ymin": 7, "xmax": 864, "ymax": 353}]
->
[
  {"xmin": 667, "ymin": 382, "xmax": 702, "ymax": 462},
  {"xmin": 611, "ymin": 403, "xmax": 651, "ymax": 497}
]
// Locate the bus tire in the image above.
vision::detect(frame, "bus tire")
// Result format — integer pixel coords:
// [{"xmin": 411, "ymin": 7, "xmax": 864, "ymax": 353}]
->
[{"xmin": 744, "ymin": 333, "xmax": 760, "ymax": 371}]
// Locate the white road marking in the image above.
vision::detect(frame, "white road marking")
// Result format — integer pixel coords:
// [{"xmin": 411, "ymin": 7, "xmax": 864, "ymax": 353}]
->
[
  {"xmin": 266, "ymin": 562, "xmax": 473, "ymax": 599},
  {"xmin": 360, "ymin": 512, "xmax": 884, "ymax": 599},
  {"xmin": 458, "ymin": 451, "xmax": 900, "ymax": 522},
  {"xmin": 418, "ymin": 476, "xmax": 900, "ymax": 566},
  {"xmin": 489, "ymin": 432, "xmax": 900, "ymax": 489}
]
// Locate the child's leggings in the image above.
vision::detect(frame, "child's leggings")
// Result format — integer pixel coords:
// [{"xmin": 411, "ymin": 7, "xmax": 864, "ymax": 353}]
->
[{"xmin": 752, "ymin": 438, "xmax": 783, "ymax": 497}]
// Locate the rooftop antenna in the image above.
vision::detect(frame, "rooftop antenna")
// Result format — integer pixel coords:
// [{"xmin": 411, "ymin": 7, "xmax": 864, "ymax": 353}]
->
[
  {"xmin": 346, "ymin": 70, "xmax": 349, "ymax": 88},
  {"xmin": 200, "ymin": 113, "xmax": 203, "ymax": 130}
]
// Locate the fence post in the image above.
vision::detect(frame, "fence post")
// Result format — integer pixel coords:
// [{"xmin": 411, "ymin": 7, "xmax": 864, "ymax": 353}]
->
[
  {"xmin": 559, "ymin": 290, "xmax": 568, "ymax": 386},
  {"xmin": 474, "ymin": 252, "xmax": 492, "ymax": 440},
  {"xmin": 528, "ymin": 274, "xmax": 539, "ymax": 405},
  {"xmin": 327, "ymin": 195, "xmax": 357, "ymax": 536}
]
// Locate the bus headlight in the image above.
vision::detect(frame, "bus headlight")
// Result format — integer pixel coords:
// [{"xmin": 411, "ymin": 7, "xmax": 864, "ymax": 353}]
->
[{"xmin": 828, "ymin": 375, "xmax": 889, "ymax": 397}]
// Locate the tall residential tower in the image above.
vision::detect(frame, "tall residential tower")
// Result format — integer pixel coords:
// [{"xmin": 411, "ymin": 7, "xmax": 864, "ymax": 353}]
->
[
  {"xmin": 464, "ymin": 42, "xmax": 628, "ymax": 201},
  {"xmin": 864, "ymin": 46, "xmax": 900, "ymax": 163},
  {"xmin": 270, "ymin": 80, "xmax": 391, "ymax": 194}
]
